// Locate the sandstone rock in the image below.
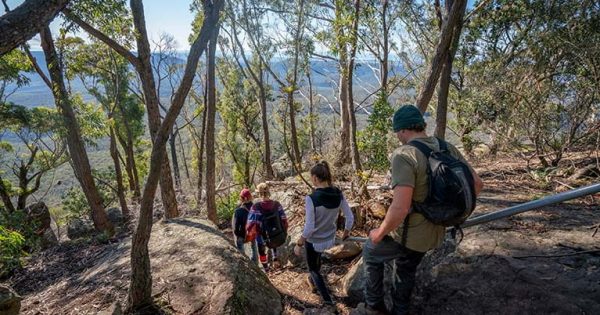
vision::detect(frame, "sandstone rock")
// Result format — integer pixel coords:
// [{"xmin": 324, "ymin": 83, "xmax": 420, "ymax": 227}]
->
[
  {"xmin": 278, "ymin": 225, "xmax": 305, "ymax": 267},
  {"xmin": 25, "ymin": 202, "xmax": 58, "ymax": 247},
  {"xmin": 0, "ymin": 285, "xmax": 21, "ymax": 315},
  {"xmin": 342, "ymin": 257, "xmax": 395, "ymax": 310},
  {"xmin": 106, "ymin": 207, "xmax": 124, "ymax": 225},
  {"xmin": 83, "ymin": 218, "xmax": 282, "ymax": 315},
  {"xmin": 323, "ymin": 241, "xmax": 362, "ymax": 260},
  {"xmin": 368, "ymin": 202, "xmax": 387, "ymax": 219},
  {"xmin": 67, "ymin": 218, "xmax": 95, "ymax": 240}
]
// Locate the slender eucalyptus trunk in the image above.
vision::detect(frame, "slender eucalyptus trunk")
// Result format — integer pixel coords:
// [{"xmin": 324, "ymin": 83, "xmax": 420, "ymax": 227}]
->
[
  {"xmin": 258, "ymin": 66, "xmax": 274, "ymax": 179},
  {"xmin": 205, "ymin": 23, "xmax": 219, "ymax": 223},
  {"xmin": 169, "ymin": 129, "xmax": 181, "ymax": 189},
  {"xmin": 40, "ymin": 26, "xmax": 113, "ymax": 234},
  {"xmin": 110, "ymin": 127, "xmax": 130, "ymax": 219},
  {"xmin": 348, "ymin": 0, "xmax": 362, "ymax": 172}
]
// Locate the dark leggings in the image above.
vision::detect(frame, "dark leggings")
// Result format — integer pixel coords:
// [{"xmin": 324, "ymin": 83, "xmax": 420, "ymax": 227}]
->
[
  {"xmin": 258, "ymin": 241, "xmax": 277, "ymax": 268},
  {"xmin": 306, "ymin": 242, "xmax": 333, "ymax": 303}
]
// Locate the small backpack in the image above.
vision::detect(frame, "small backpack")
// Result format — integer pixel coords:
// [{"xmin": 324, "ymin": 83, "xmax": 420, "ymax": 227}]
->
[
  {"xmin": 233, "ymin": 204, "xmax": 250, "ymax": 238},
  {"xmin": 408, "ymin": 138, "xmax": 476, "ymax": 227},
  {"xmin": 258, "ymin": 202, "xmax": 287, "ymax": 248}
]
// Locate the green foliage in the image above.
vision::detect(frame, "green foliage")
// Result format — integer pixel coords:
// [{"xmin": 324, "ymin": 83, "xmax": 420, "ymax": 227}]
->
[
  {"xmin": 358, "ymin": 92, "xmax": 395, "ymax": 171},
  {"xmin": 217, "ymin": 63, "xmax": 262, "ymax": 187},
  {"xmin": 216, "ymin": 191, "xmax": 239, "ymax": 224},
  {"xmin": 0, "ymin": 225, "xmax": 25, "ymax": 277},
  {"xmin": 61, "ymin": 168, "xmax": 117, "ymax": 221},
  {"xmin": 0, "ymin": 50, "xmax": 34, "ymax": 101}
]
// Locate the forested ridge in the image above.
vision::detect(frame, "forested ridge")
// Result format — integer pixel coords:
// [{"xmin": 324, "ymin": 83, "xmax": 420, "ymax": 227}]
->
[{"xmin": 1, "ymin": 0, "xmax": 599, "ymax": 314}]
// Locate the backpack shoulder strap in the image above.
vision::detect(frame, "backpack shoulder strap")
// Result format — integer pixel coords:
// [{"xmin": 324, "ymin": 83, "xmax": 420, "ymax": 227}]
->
[
  {"xmin": 435, "ymin": 137, "xmax": 448, "ymax": 152},
  {"xmin": 407, "ymin": 140, "xmax": 434, "ymax": 158}
]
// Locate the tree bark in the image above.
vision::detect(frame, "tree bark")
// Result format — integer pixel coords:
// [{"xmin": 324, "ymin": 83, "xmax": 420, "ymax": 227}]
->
[
  {"xmin": 415, "ymin": 0, "xmax": 467, "ymax": 113},
  {"xmin": 347, "ymin": 0, "xmax": 362, "ymax": 172},
  {"xmin": 287, "ymin": 90, "xmax": 301, "ymax": 167},
  {"xmin": 380, "ymin": 0, "xmax": 389, "ymax": 94},
  {"xmin": 129, "ymin": 0, "xmax": 179, "ymax": 219},
  {"xmin": 205, "ymin": 18, "xmax": 220, "ymax": 224},
  {"xmin": 128, "ymin": 0, "xmax": 223, "ymax": 309},
  {"xmin": 435, "ymin": 0, "xmax": 465, "ymax": 139},
  {"xmin": 110, "ymin": 126, "xmax": 130, "ymax": 219},
  {"xmin": 169, "ymin": 130, "xmax": 181, "ymax": 189},
  {"xmin": 335, "ymin": 4, "xmax": 351, "ymax": 166},
  {"xmin": 0, "ymin": 0, "xmax": 70, "ymax": 56},
  {"xmin": 197, "ymin": 91, "xmax": 207, "ymax": 203},
  {"xmin": 307, "ymin": 71, "xmax": 317, "ymax": 152},
  {"xmin": 40, "ymin": 26, "xmax": 113, "ymax": 234},
  {"xmin": 258, "ymin": 63, "xmax": 274, "ymax": 179}
]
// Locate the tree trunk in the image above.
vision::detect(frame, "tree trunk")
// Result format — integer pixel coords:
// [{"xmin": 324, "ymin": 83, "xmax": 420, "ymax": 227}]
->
[
  {"xmin": 380, "ymin": 0, "xmax": 389, "ymax": 94},
  {"xmin": 127, "ymin": 0, "xmax": 223, "ymax": 309},
  {"xmin": 205, "ymin": 22, "xmax": 220, "ymax": 224},
  {"xmin": 169, "ymin": 130, "xmax": 181, "ymax": 189},
  {"xmin": 415, "ymin": 0, "xmax": 467, "ymax": 113},
  {"xmin": 197, "ymin": 96, "xmax": 207, "ymax": 203},
  {"xmin": 110, "ymin": 127, "xmax": 130, "ymax": 219},
  {"xmin": 258, "ymin": 65, "xmax": 274, "ymax": 180},
  {"xmin": 0, "ymin": 177, "xmax": 16, "ymax": 213},
  {"xmin": 347, "ymin": 0, "xmax": 362, "ymax": 172},
  {"xmin": 40, "ymin": 26, "xmax": 113, "ymax": 234},
  {"xmin": 337, "ymin": 57, "xmax": 351, "ymax": 166},
  {"xmin": 287, "ymin": 91, "xmax": 302, "ymax": 169},
  {"xmin": 0, "ymin": 0, "xmax": 70, "ymax": 56},
  {"xmin": 435, "ymin": 0, "xmax": 465, "ymax": 139},
  {"xmin": 307, "ymin": 71, "xmax": 317, "ymax": 152},
  {"xmin": 115, "ymin": 105, "xmax": 141, "ymax": 200},
  {"xmin": 177, "ymin": 130, "xmax": 192, "ymax": 183},
  {"xmin": 129, "ymin": 0, "xmax": 179, "ymax": 219}
]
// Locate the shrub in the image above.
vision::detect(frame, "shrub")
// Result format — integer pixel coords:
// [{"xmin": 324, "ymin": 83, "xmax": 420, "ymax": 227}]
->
[
  {"xmin": 216, "ymin": 191, "xmax": 239, "ymax": 224},
  {"xmin": 0, "ymin": 226, "xmax": 25, "ymax": 277}
]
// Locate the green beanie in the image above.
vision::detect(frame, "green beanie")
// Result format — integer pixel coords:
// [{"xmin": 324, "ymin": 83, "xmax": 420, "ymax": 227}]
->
[{"xmin": 392, "ymin": 105, "xmax": 425, "ymax": 132}]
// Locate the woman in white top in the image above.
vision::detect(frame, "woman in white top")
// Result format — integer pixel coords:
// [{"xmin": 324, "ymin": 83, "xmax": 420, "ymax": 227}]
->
[{"xmin": 295, "ymin": 160, "xmax": 354, "ymax": 309}]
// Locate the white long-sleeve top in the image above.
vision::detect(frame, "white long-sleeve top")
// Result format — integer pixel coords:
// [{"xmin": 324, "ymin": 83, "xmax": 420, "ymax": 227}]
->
[{"xmin": 302, "ymin": 192, "xmax": 354, "ymax": 252}]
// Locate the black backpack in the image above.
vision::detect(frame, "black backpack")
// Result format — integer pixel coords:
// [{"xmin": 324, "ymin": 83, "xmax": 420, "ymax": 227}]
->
[
  {"xmin": 407, "ymin": 138, "xmax": 476, "ymax": 227},
  {"xmin": 233, "ymin": 204, "xmax": 250, "ymax": 238},
  {"xmin": 258, "ymin": 202, "xmax": 287, "ymax": 248}
]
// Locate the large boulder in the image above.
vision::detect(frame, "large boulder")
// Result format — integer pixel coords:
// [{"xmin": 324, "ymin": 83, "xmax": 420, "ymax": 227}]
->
[
  {"xmin": 277, "ymin": 225, "xmax": 305, "ymax": 267},
  {"xmin": 0, "ymin": 285, "xmax": 21, "ymax": 315},
  {"xmin": 82, "ymin": 218, "xmax": 282, "ymax": 315},
  {"xmin": 67, "ymin": 218, "xmax": 95, "ymax": 240},
  {"xmin": 342, "ymin": 257, "xmax": 395, "ymax": 310},
  {"xmin": 24, "ymin": 202, "xmax": 58, "ymax": 247}
]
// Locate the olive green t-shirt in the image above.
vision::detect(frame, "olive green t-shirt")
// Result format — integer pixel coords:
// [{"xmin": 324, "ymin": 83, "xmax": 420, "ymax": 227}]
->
[{"xmin": 389, "ymin": 136, "xmax": 468, "ymax": 253}]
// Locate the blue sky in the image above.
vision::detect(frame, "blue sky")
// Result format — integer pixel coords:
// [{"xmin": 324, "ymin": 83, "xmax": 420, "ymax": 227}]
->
[{"xmin": 6, "ymin": 0, "xmax": 195, "ymax": 51}]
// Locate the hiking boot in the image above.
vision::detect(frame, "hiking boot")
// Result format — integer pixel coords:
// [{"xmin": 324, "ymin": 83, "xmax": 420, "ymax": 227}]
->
[{"xmin": 305, "ymin": 274, "xmax": 317, "ymax": 293}]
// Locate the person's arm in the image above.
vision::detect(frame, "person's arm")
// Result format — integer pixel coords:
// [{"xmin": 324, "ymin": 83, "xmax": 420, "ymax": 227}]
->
[
  {"xmin": 298, "ymin": 196, "xmax": 315, "ymax": 246},
  {"xmin": 340, "ymin": 195, "xmax": 354, "ymax": 240},
  {"xmin": 368, "ymin": 185, "xmax": 413, "ymax": 244}
]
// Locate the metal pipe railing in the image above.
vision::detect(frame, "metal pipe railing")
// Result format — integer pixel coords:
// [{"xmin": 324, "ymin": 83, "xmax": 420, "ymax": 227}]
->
[
  {"xmin": 342, "ymin": 182, "xmax": 600, "ymax": 243},
  {"xmin": 462, "ymin": 182, "xmax": 600, "ymax": 228}
]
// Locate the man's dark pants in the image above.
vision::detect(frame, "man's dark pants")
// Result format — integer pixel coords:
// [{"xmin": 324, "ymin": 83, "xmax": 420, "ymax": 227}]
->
[{"xmin": 363, "ymin": 235, "xmax": 425, "ymax": 315}]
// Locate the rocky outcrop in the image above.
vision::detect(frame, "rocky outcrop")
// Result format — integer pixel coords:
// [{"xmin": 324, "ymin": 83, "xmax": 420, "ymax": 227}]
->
[
  {"xmin": 0, "ymin": 285, "xmax": 21, "ymax": 315},
  {"xmin": 342, "ymin": 257, "xmax": 395, "ymax": 310},
  {"xmin": 80, "ymin": 218, "xmax": 283, "ymax": 315},
  {"xmin": 24, "ymin": 202, "xmax": 58, "ymax": 247},
  {"xmin": 67, "ymin": 218, "xmax": 95, "ymax": 240}
]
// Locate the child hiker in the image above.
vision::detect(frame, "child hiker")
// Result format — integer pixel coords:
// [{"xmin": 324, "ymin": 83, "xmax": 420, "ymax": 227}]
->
[
  {"xmin": 246, "ymin": 183, "xmax": 288, "ymax": 272},
  {"xmin": 232, "ymin": 188, "xmax": 258, "ymax": 263}
]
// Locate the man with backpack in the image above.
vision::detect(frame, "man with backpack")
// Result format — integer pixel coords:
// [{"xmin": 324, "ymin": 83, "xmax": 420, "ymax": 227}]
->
[
  {"xmin": 246, "ymin": 183, "xmax": 288, "ymax": 272},
  {"xmin": 363, "ymin": 105, "xmax": 483, "ymax": 315},
  {"xmin": 232, "ymin": 188, "xmax": 258, "ymax": 263}
]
